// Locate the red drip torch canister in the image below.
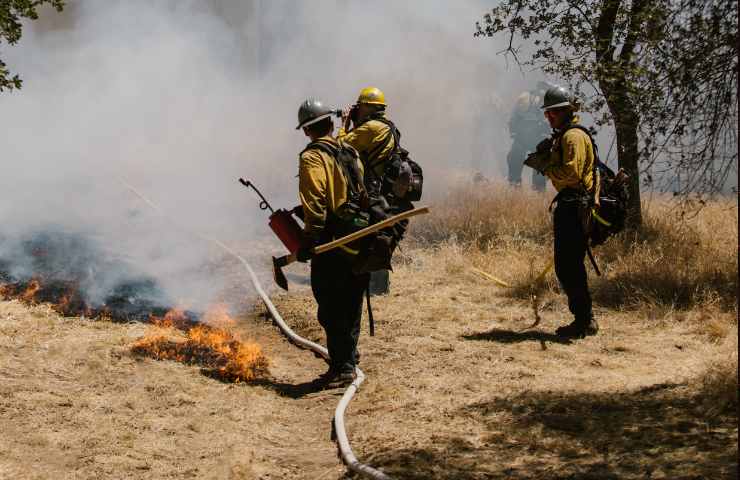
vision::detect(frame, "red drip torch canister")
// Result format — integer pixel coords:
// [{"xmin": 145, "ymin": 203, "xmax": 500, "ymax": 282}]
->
[
  {"xmin": 239, "ymin": 179, "xmax": 304, "ymax": 254},
  {"xmin": 268, "ymin": 209, "xmax": 303, "ymax": 254}
]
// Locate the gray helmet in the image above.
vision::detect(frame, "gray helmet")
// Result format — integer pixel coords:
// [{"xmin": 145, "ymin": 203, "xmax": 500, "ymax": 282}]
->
[
  {"xmin": 542, "ymin": 86, "xmax": 574, "ymax": 111},
  {"xmin": 296, "ymin": 97, "xmax": 333, "ymax": 130}
]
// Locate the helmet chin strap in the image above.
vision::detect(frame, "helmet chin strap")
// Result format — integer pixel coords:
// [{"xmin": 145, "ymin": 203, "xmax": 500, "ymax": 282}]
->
[{"xmin": 552, "ymin": 111, "xmax": 575, "ymax": 132}]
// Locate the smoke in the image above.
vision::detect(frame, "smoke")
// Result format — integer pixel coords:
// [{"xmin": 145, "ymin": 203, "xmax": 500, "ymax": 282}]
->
[{"xmin": 0, "ymin": 0, "xmax": 538, "ymax": 312}]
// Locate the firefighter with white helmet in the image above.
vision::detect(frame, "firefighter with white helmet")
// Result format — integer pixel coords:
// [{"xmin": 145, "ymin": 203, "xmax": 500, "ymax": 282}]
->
[
  {"xmin": 295, "ymin": 97, "xmax": 369, "ymax": 386},
  {"xmin": 535, "ymin": 85, "xmax": 599, "ymax": 339}
]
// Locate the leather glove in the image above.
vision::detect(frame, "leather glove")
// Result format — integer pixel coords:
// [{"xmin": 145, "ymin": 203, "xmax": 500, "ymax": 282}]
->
[
  {"xmin": 535, "ymin": 137, "xmax": 553, "ymax": 153},
  {"xmin": 524, "ymin": 150, "xmax": 550, "ymax": 175},
  {"xmin": 296, "ymin": 245, "xmax": 313, "ymax": 263},
  {"xmin": 296, "ymin": 234, "xmax": 318, "ymax": 263}
]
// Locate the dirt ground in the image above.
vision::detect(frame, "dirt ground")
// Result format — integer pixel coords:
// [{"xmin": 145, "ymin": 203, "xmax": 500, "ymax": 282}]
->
[{"xmin": 0, "ymin": 245, "xmax": 737, "ymax": 479}]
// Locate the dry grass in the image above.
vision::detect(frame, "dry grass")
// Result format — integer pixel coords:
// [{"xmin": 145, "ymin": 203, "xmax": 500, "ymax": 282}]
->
[
  {"xmin": 271, "ymin": 234, "xmax": 738, "ymax": 478},
  {"xmin": 0, "ymin": 299, "xmax": 347, "ymax": 479},
  {"xmin": 696, "ymin": 333, "xmax": 739, "ymax": 416},
  {"xmin": 0, "ymin": 181, "xmax": 736, "ymax": 479},
  {"xmin": 410, "ymin": 181, "xmax": 738, "ymax": 311},
  {"xmin": 412, "ymin": 180, "xmax": 552, "ymax": 248},
  {"xmin": 595, "ymin": 200, "xmax": 738, "ymax": 310}
]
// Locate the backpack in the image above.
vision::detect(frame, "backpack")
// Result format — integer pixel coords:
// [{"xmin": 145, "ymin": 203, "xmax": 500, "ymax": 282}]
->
[
  {"xmin": 560, "ymin": 125, "xmax": 630, "ymax": 247},
  {"xmin": 365, "ymin": 116, "xmax": 424, "ymax": 203},
  {"xmin": 301, "ymin": 139, "xmax": 402, "ymax": 274}
]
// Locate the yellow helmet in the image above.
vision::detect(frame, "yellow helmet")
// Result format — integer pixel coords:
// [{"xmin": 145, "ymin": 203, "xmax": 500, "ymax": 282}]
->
[{"xmin": 356, "ymin": 87, "xmax": 386, "ymax": 106}]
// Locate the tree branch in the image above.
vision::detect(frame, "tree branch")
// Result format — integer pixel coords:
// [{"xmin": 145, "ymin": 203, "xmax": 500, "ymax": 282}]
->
[{"xmin": 595, "ymin": 0, "xmax": 620, "ymax": 63}]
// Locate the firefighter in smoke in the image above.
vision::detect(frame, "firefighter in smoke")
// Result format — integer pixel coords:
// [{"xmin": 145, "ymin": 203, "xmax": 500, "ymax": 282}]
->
[
  {"xmin": 337, "ymin": 87, "xmax": 399, "ymax": 295},
  {"xmin": 508, "ymin": 82, "xmax": 551, "ymax": 191},
  {"xmin": 295, "ymin": 97, "xmax": 369, "ymax": 386},
  {"xmin": 528, "ymin": 86, "xmax": 599, "ymax": 339}
]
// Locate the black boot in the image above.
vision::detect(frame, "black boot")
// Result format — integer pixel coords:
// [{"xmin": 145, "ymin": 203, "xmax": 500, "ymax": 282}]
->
[
  {"xmin": 556, "ymin": 316, "xmax": 598, "ymax": 339},
  {"xmin": 584, "ymin": 316, "xmax": 599, "ymax": 336}
]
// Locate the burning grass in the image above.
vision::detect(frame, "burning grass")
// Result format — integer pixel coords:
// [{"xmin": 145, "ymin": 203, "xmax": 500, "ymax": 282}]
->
[
  {"xmin": 0, "ymin": 278, "xmax": 97, "ymax": 317},
  {"xmin": 0, "ymin": 247, "xmax": 269, "ymax": 384},
  {"xmin": 0, "ymin": 274, "xmax": 182, "ymax": 321},
  {"xmin": 131, "ymin": 306, "xmax": 269, "ymax": 383}
]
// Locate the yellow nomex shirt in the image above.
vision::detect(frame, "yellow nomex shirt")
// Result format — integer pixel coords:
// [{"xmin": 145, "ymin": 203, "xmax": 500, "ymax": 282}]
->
[
  {"xmin": 298, "ymin": 136, "xmax": 362, "ymax": 239},
  {"xmin": 337, "ymin": 114, "xmax": 395, "ymax": 178},
  {"xmin": 544, "ymin": 118, "xmax": 595, "ymax": 193}
]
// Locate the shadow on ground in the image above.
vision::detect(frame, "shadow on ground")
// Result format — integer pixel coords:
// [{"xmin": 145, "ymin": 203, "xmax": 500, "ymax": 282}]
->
[
  {"xmin": 366, "ymin": 384, "xmax": 737, "ymax": 479},
  {"xmin": 461, "ymin": 328, "xmax": 572, "ymax": 346},
  {"xmin": 251, "ymin": 376, "xmax": 346, "ymax": 399}
]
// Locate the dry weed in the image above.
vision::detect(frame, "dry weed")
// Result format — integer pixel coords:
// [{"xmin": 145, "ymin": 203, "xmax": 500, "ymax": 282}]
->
[
  {"xmin": 409, "ymin": 181, "xmax": 737, "ymax": 312},
  {"xmin": 593, "ymin": 200, "xmax": 738, "ymax": 310},
  {"xmin": 696, "ymin": 334, "xmax": 739, "ymax": 416},
  {"xmin": 411, "ymin": 180, "xmax": 551, "ymax": 248}
]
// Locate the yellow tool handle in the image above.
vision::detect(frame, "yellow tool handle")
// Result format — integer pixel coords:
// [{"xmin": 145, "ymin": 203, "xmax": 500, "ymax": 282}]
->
[
  {"xmin": 472, "ymin": 260, "xmax": 553, "ymax": 289},
  {"xmin": 314, "ymin": 206, "xmax": 430, "ymax": 254}
]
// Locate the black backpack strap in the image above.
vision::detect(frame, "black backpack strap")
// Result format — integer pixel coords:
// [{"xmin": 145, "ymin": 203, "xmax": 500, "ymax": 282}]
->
[
  {"xmin": 586, "ymin": 244, "xmax": 602, "ymax": 276},
  {"xmin": 365, "ymin": 117, "xmax": 401, "ymax": 175},
  {"xmin": 303, "ymin": 140, "xmax": 365, "ymax": 198},
  {"xmin": 301, "ymin": 139, "xmax": 338, "ymax": 158},
  {"xmin": 365, "ymin": 285, "xmax": 375, "ymax": 336}
]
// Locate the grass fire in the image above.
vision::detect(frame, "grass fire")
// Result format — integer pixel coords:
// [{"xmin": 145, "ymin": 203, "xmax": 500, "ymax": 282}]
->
[
  {"xmin": 0, "ymin": 230, "xmax": 269, "ymax": 384},
  {"xmin": 131, "ymin": 306, "xmax": 269, "ymax": 383},
  {"xmin": 0, "ymin": 1, "xmax": 735, "ymax": 478}
]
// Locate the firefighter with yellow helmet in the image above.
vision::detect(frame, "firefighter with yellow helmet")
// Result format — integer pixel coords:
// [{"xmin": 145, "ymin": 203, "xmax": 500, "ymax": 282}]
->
[
  {"xmin": 337, "ymin": 87, "xmax": 399, "ymax": 295},
  {"xmin": 338, "ymin": 87, "xmax": 395, "ymax": 187}
]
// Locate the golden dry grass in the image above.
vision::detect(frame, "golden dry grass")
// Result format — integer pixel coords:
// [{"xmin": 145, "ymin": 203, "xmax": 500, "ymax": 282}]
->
[
  {"xmin": 0, "ymin": 181, "xmax": 736, "ymax": 479},
  {"xmin": 270, "ymin": 235, "xmax": 737, "ymax": 478},
  {"xmin": 696, "ymin": 333, "xmax": 739, "ymax": 416},
  {"xmin": 0, "ymin": 299, "xmax": 348, "ymax": 479},
  {"xmin": 411, "ymin": 181, "xmax": 738, "ymax": 311}
]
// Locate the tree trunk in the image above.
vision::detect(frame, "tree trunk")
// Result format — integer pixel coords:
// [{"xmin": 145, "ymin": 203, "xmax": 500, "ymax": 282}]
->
[{"xmin": 600, "ymin": 80, "xmax": 643, "ymax": 227}]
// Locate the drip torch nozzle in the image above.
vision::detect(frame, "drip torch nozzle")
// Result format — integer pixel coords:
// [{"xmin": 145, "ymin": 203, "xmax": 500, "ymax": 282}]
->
[{"xmin": 238, "ymin": 178, "xmax": 274, "ymax": 213}]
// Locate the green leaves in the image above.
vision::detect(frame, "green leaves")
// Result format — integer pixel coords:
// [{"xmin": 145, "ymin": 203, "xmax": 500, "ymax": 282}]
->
[
  {"xmin": 476, "ymin": 0, "xmax": 737, "ymax": 217},
  {"xmin": 0, "ymin": 0, "xmax": 65, "ymax": 92}
]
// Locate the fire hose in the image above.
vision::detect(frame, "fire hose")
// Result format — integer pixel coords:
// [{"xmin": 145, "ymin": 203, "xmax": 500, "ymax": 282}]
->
[{"xmin": 119, "ymin": 179, "xmax": 393, "ymax": 480}]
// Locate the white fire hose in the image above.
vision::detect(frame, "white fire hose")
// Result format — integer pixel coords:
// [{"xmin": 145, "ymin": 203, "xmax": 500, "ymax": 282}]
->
[{"xmin": 121, "ymin": 179, "xmax": 393, "ymax": 480}]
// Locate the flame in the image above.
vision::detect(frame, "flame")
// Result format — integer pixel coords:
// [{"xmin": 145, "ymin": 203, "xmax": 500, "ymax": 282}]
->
[
  {"xmin": 149, "ymin": 307, "xmax": 193, "ymax": 330},
  {"xmin": 132, "ymin": 306, "xmax": 269, "ymax": 382},
  {"xmin": 0, "ymin": 275, "xmax": 269, "ymax": 383},
  {"xmin": 20, "ymin": 279, "xmax": 41, "ymax": 303},
  {"xmin": 202, "ymin": 303, "xmax": 236, "ymax": 329},
  {"xmin": 57, "ymin": 293, "xmax": 72, "ymax": 312}
]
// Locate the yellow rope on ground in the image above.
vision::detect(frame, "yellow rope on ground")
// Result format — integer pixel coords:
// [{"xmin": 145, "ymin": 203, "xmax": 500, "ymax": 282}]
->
[{"xmin": 471, "ymin": 260, "xmax": 554, "ymax": 289}]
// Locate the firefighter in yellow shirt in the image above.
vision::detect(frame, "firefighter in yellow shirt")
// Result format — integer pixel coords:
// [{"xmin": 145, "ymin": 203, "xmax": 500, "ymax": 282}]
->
[
  {"xmin": 338, "ymin": 87, "xmax": 396, "ymax": 186},
  {"xmin": 295, "ymin": 97, "xmax": 369, "ymax": 386},
  {"xmin": 337, "ymin": 87, "xmax": 399, "ymax": 295},
  {"xmin": 538, "ymin": 86, "xmax": 599, "ymax": 339}
]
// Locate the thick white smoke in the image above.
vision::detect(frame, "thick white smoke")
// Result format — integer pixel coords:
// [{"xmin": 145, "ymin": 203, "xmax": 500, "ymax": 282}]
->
[{"xmin": 0, "ymin": 0, "xmax": 542, "ymax": 311}]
